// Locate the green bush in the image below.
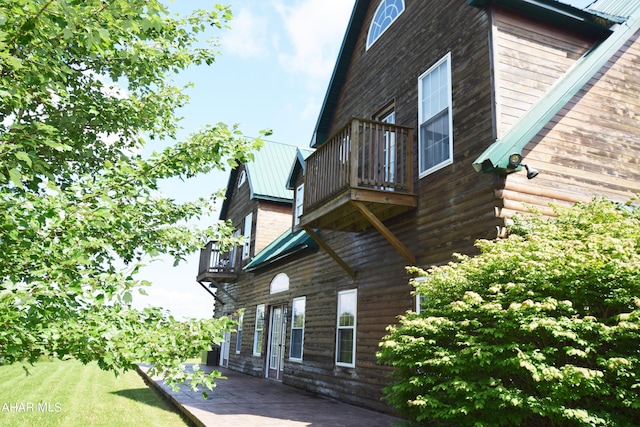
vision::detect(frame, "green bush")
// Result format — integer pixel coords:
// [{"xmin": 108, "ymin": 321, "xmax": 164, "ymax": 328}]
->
[{"xmin": 378, "ymin": 198, "xmax": 640, "ymax": 426}]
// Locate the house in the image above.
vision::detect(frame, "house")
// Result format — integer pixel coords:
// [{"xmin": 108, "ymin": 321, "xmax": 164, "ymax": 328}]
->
[
  {"xmin": 197, "ymin": 139, "xmax": 300, "ymax": 365},
  {"xmin": 197, "ymin": 0, "xmax": 640, "ymax": 414}
]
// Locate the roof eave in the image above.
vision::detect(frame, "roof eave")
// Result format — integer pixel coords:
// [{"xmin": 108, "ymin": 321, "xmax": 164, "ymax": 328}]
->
[
  {"xmin": 311, "ymin": 0, "xmax": 369, "ymax": 148},
  {"xmin": 468, "ymin": 0, "xmax": 616, "ymax": 34},
  {"xmin": 218, "ymin": 169, "xmax": 238, "ymax": 220}
]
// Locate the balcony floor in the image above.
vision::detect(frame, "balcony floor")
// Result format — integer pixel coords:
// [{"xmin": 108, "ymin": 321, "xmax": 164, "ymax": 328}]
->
[{"xmin": 300, "ymin": 187, "xmax": 416, "ymax": 232}]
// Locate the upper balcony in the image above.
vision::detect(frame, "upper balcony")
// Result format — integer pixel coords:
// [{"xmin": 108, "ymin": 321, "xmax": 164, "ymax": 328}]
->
[
  {"xmin": 197, "ymin": 240, "xmax": 240, "ymax": 283},
  {"xmin": 301, "ymin": 118, "xmax": 417, "ymax": 232}
]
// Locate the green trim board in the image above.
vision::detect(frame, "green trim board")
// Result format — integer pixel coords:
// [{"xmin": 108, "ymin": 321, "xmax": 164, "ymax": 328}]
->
[
  {"xmin": 469, "ymin": 0, "xmax": 616, "ymax": 33},
  {"xmin": 244, "ymin": 229, "xmax": 318, "ymax": 271},
  {"xmin": 311, "ymin": 0, "xmax": 370, "ymax": 148},
  {"xmin": 287, "ymin": 147, "xmax": 315, "ymax": 189},
  {"xmin": 472, "ymin": 1, "xmax": 640, "ymax": 174}
]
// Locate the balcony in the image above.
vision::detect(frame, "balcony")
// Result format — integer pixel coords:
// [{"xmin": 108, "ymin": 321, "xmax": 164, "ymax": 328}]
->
[
  {"xmin": 197, "ymin": 241, "xmax": 240, "ymax": 283},
  {"xmin": 301, "ymin": 118, "xmax": 417, "ymax": 232}
]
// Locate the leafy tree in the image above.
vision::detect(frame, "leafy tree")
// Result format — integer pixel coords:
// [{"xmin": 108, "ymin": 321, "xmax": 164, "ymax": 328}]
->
[
  {"xmin": 0, "ymin": 0, "xmax": 266, "ymax": 392},
  {"xmin": 378, "ymin": 198, "xmax": 640, "ymax": 426}
]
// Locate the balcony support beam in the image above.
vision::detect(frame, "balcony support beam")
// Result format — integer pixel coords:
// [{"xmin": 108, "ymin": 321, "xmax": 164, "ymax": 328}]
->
[
  {"xmin": 302, "ymin": 226, "xmax": 356, "ymax": 279},
  {"xmin": 197, "ymin": 281, "xmax": 224, "ymax": 305},
  {"xmin": 214, "ymin": 281, "xmax": 237, "ymax": 303},
  {"xmin": 350, "ymin": 200, "xmax": 416, "ymax": 265}
]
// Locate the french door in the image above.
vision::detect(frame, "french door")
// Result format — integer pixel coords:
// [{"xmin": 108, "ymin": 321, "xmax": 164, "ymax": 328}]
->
[{"xmin": 266, "ymin": 305, "xmax": 287, "ymax": 381}]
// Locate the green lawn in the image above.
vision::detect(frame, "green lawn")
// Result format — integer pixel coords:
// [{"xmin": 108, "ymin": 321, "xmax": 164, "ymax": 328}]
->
[{"xmin": 0, "ymin": 359, "xmax": 190, "ymax": 427}]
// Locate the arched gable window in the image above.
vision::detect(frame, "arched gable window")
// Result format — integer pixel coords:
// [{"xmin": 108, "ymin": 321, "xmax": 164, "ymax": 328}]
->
[
  {"xmin": 366, "ymin": 0, "xmax": 405, "ymax": 50},
  {"xmin": 270, "ymin": 273, "xmax": 289, "ymax": 294}
]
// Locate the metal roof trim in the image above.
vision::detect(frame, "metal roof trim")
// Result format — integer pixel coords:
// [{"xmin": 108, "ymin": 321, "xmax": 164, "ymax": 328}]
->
[
  {"xmin": 287, "ymin": 148, "xmax": 315, "ymax": 189},
  {"xmin": 311, "ymin": 0, "xmax": 369, "ymax": 148},
  {"xmin": 244, "ymin": 229, "xmax": 318, "ymax": 271}
]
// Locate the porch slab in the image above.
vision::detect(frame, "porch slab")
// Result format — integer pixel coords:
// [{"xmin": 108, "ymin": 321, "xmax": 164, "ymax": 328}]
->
[{"xmin": 139, "ymin": 364, "xmax": 406, "ymax": 427}]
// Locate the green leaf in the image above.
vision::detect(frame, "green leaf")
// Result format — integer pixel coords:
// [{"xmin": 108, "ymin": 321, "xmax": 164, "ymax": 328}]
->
[
  {"xmin": 14, "ymin": 151, "xmax": 32, "ymax": 166},
  {"xmin": 8, "ymin": 168, "xmax": 23, "ymax": 188}
]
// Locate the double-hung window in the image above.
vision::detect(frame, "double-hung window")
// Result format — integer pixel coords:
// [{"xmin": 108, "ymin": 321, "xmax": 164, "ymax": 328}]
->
[
  {"xmin": 253, "ymin": 304, "xmax": 265, "ymax": 356},
  {"xmin": 242, "ymin": 212, "xmax": 252, "ymax": 259},
  {"xmin": 235, "ymin": 312, "xmax": 243, "ymax": 354},
  {"xmin": 418, "ymin": 53, "xmax": 453, "ymax": 177},
  {"xmin": 416, "ymin": 294, "xmax": 428, "ymax": 314},
  {"xmin": 289, "ymin": 297, "xmax": 306, "ymax": 361},
  {"xmin": 294, "ymin": 184, "xmax": 304, "ymax": 226},
  {"xmin": 336, "ymin": 289, "xmax": 357, "ymax": 367}
]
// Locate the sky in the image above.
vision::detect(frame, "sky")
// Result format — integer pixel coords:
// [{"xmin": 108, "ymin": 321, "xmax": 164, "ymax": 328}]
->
[
  {"xmin": 132, "ymin": 0, "xmax": 356, "ymax": 319},
  {"xmin": 132, "ymin": 0, "xmax": 599, "ymax": 319}
]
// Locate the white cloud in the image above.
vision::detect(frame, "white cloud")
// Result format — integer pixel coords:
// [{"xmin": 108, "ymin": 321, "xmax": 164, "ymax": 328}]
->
[
  {"xmin": 133, "ymin": 254, "xmax": 215, "ymax": 320},
  {"xmin": 274, "ymin": 0, "xmax": 355, "ymax": 84},
  {"xmin": 220, "ymin": 6, "xmax": 271, "ymax": 59}
]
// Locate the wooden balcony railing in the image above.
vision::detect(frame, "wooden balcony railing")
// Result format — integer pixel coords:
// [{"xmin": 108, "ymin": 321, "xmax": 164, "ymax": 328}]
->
[
  {"xmin": 304, "ymin": 118, "xmax": 414, "ymax": 212},
  {"xmin": 197, "ymin": 240, "xmax": 240, "ymax": 283}
]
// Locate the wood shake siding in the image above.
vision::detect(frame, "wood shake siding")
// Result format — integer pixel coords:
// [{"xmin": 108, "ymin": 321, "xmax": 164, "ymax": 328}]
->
[
  {"xmin": 492, "ymin": 8, "xmax": 597, "ymax": 137},
  {"xmin": 494, "ymin": 12, "xmax": 640, "ymax": 218}
]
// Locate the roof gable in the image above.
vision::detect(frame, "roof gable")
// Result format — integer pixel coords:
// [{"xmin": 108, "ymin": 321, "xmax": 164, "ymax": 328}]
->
[
  {"xmin": 246, "ymin": 140, "xmax": 299, "ymax": 202},
  {"xmin": 219, "ymin": 140, "xmax": 300, "ymax": 219},
  {"xmin": 312, "ymin": 0, "xmax": 628, "ymax": 150},
  {"xmin": 287, "ymin": 148, "xmax": 315, "ymax": 189}
]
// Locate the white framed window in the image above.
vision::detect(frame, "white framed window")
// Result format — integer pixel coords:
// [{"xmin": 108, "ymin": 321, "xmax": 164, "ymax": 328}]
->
[
  {"xmin": 416, "ymin": 294, "xmax": 428, "ymax": 314},
  {"xmin": 366, "ymin": 0, "xmax": 405, "ymax": 50},
  {"xmin": 242, "ymin": 212, "xmax": 252, "ymax": 259},
  {"xmin": 336, "ymin": 289, "xmax": 357, "ymax": 367},
  {"xmin": 235, "ymin": 312, "xmax": 243, "ymax": 354},
  {"xmin": 270, "ymin": 273, "xmax": 289, "ymax": 294},
  {"xmin": 418, "ymin": 52, "xmax": 453, "ymax": 177},
  {"xmin": 289, "ymin": 297, "xmax": 306, "ymax": 361},
  {"xmin": 294, "ymin": 184, "xmax": 304, "ymax": 226},
  {"xmin": 229, "ymin": 229, "xmax": 240, "ymax": 268},
  {"xmin": 253, "ymin": 304, "xmax": 265, "ymax": 356},
  {"xmin": 237, "ymin": 170, "xmax": 246, "ymax": 187}
]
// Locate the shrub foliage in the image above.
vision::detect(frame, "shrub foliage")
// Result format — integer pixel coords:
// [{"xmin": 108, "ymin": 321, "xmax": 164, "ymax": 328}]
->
[{"xmin": 378, "ymin": 199, "xmax": 640, "ymax": 426}]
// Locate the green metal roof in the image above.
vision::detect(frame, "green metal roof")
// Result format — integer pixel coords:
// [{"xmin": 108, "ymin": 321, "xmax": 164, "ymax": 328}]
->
[
  {"xmin": 247, "ymin": 140, "xmax": 299, "ymax": 202},
  {"xmin": 472, "ymin": 0, "xmax": 640, "ymax": 173},
  {"xmin": 244, "ymin": 229, "xmax": 318, "ymax": 271},
  {"xmin": 588, "ymin": 0, "xmax": 638, "ymax": 21},
  {"xmin": 469, "ymin": 0, "xmax": 616, "ymax": 33},
  {"xmin": 219, "ymin": 140, "xmax": 301, "ymax": 220}
]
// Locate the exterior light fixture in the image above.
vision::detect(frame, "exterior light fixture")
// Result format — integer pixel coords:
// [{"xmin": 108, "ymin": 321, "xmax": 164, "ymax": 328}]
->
[
  {"xmin": 507, "ymin": 153, "xmax": 523, "ymax": 170},
  {"xmin": 524, "ymin": 164, "xmax": 539, "ymax": 179}
]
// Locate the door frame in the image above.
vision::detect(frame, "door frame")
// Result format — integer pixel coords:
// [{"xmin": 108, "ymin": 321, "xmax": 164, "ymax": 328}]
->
[
  {"xmin": 219, "ymin": 331, "xmax": 231, "ymax": 367},
  {"xmin": 265, "ymin": 304, "xmax": 287, "ymax": 381}
]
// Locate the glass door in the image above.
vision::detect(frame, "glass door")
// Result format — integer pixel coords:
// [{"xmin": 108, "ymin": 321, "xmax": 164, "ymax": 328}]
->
[{"xmin": 266, "ymin": 305, "xmax": 286, "ymax": 380}]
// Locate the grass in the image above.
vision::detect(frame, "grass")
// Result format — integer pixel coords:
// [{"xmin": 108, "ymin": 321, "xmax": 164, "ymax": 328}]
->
[{"xmin": 0, "ymin": 359, "xmax": 190, "ymax": 427}]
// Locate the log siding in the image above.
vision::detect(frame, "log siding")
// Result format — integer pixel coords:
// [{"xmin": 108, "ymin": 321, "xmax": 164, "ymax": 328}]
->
[{"xmin": 208, "ymin": 0, "xmax": 640, "ymax": 416}]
